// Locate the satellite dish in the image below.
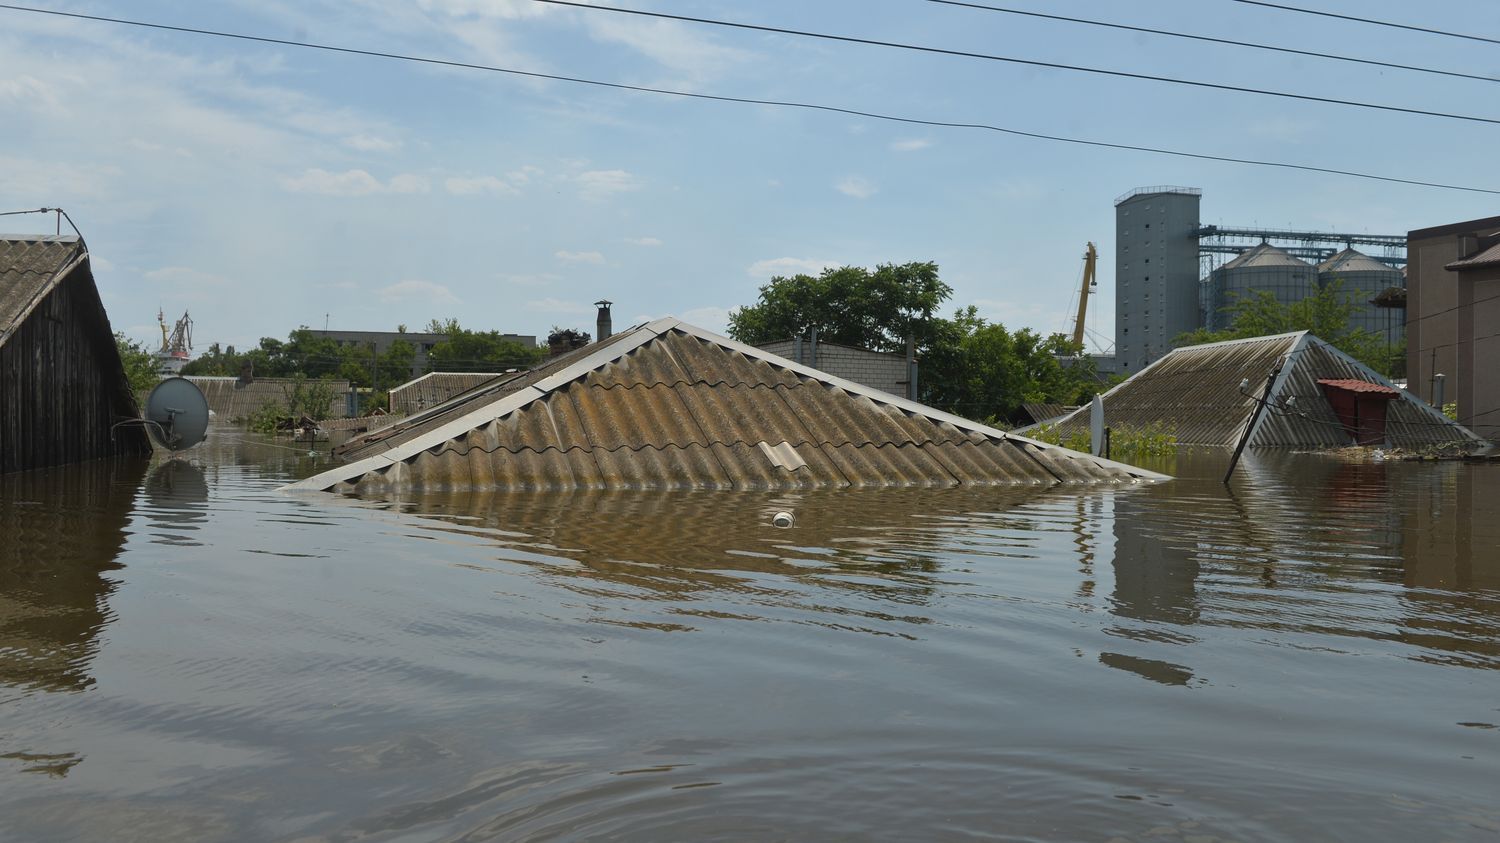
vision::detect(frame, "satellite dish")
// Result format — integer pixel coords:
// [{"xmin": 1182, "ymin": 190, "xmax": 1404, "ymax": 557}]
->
[{"xmin": 143, "ymin": 377, "xmax": 210, "ymax": 451}]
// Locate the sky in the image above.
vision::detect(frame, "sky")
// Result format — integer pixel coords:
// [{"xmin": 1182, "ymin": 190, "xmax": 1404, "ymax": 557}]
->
[{"xmin": 2, "ymin": 0, "xmax": 1497, "ymax": 355}]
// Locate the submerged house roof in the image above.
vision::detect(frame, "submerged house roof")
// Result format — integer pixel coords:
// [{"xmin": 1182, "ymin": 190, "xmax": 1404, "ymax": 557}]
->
[
  {"xmin": 1037, "ymin": 332, "xmax": 1482, "ymax": 448},
  {"xmin": 388, "ymin": 371, "xmax": 516, "ymax": 416},
  {"xmin": 2, "ymin": 235, "xmax": 150, "ymax": 472},
  {"xmin": 285, "ymin": 319, "xmax": 1165, "ymax": 493}
]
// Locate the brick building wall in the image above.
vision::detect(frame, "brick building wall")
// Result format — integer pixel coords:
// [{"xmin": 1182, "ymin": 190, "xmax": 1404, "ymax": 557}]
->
[{"xmin": 758, "ymin": 339, "xmax": 911, "ymax": 398}]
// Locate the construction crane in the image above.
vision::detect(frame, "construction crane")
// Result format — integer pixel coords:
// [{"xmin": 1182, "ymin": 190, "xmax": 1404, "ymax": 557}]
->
[
  {"xmin": 155, "ymin": 309, "xmax": 194, "ymax": 375},
  {"xmin": 1072, "ymin": 242, "xmax": 1098, "ymax": 348}
]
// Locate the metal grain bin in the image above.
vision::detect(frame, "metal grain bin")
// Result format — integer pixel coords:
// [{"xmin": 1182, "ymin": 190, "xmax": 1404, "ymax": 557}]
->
[
  {"xmin": 1205, "ymin": 242, "xmax": 1317, "ymax": 331},
  {"xmin": 1317, "ymin": 247, "xmax": 1405, "ymax": 350}
]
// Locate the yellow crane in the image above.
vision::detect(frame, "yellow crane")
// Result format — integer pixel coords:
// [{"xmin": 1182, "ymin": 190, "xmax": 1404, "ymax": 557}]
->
[{"xmin": 1072, "ymin": 242, "xmax": 1098, "ymax": 349}]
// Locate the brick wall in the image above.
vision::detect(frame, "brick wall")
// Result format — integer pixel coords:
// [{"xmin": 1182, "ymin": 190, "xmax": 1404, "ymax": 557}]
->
[{"xmin": 758, "ymin": 340, "xmax": 911, "ymax": 398}]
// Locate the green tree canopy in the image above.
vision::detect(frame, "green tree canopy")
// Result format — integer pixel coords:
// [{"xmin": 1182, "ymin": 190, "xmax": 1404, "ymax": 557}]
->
[
  {"xmin": 922, "ymin": 307, "xmax": 1097, "ymax": 425},
  {"xmin": 725, "ymin": 261, "xmax": 1100, "ymax": 426},
  {"xmin": 425, "ymin": 318, "xmax": 545, "ymax": 372},
  {"xmin": 1175, "ymin": 279, "xmax": 1390, "ymax": 374},
  {"xmin": 727, "ymin": 262, "xmax": 951, "ymax": 351},
  {"xmin": 114, "ymin": 332, "xmax": 160, "ymax": 395}
]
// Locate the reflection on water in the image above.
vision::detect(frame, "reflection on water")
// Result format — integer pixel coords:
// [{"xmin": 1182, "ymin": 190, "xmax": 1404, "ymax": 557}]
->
[
  {"xmin": 0, "ymin": 437, "xmax": 1497, "ymax": 841},
  {"xmin": 0, "ymin": 458, "xmax": 146, "ymax": 695}
]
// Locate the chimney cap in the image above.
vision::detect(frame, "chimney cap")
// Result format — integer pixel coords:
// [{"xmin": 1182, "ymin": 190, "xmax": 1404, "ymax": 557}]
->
[{"xmin": 594, "ymin": 299, "xmax": 613, "ymax": 308}]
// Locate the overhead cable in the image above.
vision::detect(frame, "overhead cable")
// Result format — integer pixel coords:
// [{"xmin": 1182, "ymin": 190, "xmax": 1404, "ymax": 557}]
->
[
  {"xmin": 1, "ymin": 3, "xmax": 1496, "ymax": 195},
  {"xmin": 926, "ymin": 0, "xmax": 1499, "ymax": 85},
  {"xmin": 532, "ymin": 0, "xmax": 1500, "ymax": 126},
  {"xmin": 1232, "ymin": 0, "xmax": 1500, "ymax": 47}
]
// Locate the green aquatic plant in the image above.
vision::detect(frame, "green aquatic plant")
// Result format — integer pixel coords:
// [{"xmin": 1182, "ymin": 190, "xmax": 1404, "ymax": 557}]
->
[{"xmin": 1026, "ymin": 421, "xmax": 1177, "ymax": 463}]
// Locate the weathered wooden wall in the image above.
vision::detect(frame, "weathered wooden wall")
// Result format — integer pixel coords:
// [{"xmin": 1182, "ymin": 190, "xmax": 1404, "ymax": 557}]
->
[{"xmin": 0, "ymin": 261, "xmax": 151, "ymax": 474}]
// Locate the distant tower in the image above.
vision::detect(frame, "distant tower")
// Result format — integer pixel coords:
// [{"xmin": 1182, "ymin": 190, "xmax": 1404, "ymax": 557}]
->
[{"xmin": 1114, "ymin": 187, "xmax": 1201, "ymax": 373}]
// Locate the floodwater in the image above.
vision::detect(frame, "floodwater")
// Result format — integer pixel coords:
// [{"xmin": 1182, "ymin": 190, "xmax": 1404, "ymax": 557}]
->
[{"xmin": 1, "ymin": 434, "xmax": 1497, "ymax": 842}]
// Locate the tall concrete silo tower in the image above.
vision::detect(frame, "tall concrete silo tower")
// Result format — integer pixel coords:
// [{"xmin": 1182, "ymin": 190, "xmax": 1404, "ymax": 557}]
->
[
  {"xmin": 1317, "ymin": 248, "xmax": 1404, "ymax": 347},
  {"xmin": 1114, "ymin": 187, "xmax": 1202, "ymax": 373},
  {"xmin": 1205, "ymin": 242, "xmax": 1317, "ymax": 331}
]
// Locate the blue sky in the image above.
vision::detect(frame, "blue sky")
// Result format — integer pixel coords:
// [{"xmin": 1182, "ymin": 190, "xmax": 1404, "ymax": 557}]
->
[{"xmin": 3, "ymin": 0, "xmax": 1496, "ymax": 354}]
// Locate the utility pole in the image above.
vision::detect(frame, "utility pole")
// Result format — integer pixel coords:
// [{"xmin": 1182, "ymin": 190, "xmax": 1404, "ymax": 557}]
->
[{"xmin": 1224, "ymin": 361, "xmax": 1282, "ymax": 484}]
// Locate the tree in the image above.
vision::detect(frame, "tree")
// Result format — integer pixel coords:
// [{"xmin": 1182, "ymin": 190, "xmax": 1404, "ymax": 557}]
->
[
  {"xmin": 922, "ymin": 307, "xmax": 1098, "ymax": 425},
  {"xmin": 727, "ymin": 262, "xmax": 951, "ymax": 352},
  {"xmin": 725, "ymin": 262, "xmax": 1102, "ymax": 426},
  {"xmin": 1175, "ymin": 279, "xmax": 1389, "ymax": 373},
  {"xmin": 425, "ymin": 319, "xmax": 545, "ymax": 372},
  {"xmin": 114, "ymin": 332, "xmax": 159, "ymax": 395}
]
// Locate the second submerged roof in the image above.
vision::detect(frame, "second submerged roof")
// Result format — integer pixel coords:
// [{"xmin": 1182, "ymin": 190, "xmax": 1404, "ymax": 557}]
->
[{"xmin": 286, "ymin": 319, "xmax": 1166, "ymax": 493}]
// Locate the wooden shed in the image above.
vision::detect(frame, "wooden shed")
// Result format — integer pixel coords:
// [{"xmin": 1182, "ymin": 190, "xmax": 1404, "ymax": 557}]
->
[{"xmin": 0, "ymin": 235, "xmax": 151, "ymax": 473}]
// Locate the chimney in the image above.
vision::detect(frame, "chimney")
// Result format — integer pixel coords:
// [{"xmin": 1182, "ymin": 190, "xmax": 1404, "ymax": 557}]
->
[{"xmin": 595, "ymin": 299, "xmax": 613, "ymax": 341}]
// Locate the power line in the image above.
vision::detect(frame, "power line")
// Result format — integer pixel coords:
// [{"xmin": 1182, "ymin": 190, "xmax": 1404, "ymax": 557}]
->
[
  {"xmin": 926, "ymin": 0, "xmax": 1500, "ymax": 85},
  {"xmin": 1232, "ymin": 0, "xmax": 1500, "ymax": 47},
  {"xmin": 1, "ymin": 4, "xmax": 1495, "ymax": 195},
  {"xmin": 533, "ymin": 0, "xmax": 1500, "ymax": 126}
]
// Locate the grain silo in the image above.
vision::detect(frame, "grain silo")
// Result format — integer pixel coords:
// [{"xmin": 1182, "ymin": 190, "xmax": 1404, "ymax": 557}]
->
[
  {"xmin": 1317, "ymin": 247, "xmax": 1404, "ymax": 348},
  {"xmin": 1205, "ymin": 242, "xmax": 1317, "ymax": 331}
]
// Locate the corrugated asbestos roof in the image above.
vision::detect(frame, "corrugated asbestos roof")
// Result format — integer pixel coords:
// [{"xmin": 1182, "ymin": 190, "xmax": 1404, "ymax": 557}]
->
[
  {"xmin": 1021, "ymin": 402, "xmax": 1072, "ymax": 425},
  {"xmin": 0, "ymin": 236, "xmax": 86, "ymax": 344},
  {"xmin": 1043, "ymin": 332, "xmax": 1481, "ymax": 448},
  {"xmin": 1317, "ymin": 247, "xmax": 1400, "ymax": 275},
  {"xmin": 1219, "ymin": 242, "xmax": 1313, "ymax": 270},
  {"xmin": 388, "ymin": 371, "xmax": 512, "ymax": 415},
  {"xmin": 286, "ymin": 319, "xmax": 1166, "ymax": 494}
]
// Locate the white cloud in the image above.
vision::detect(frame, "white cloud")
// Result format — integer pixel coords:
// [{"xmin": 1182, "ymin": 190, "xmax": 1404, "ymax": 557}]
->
[
  {"xmin": 680, "ymin": 305, "xmax": 730, "ymax": 332},
  {"xmin": 129, "ymin": 138, "xmax": 192, "ymax": 158},
  {"xmin": 379, "ymin": 279, "xmax": 458, "ymax": 304},
  {"xmin": 625, "ymin": 237, "xmax": 663, "ymax": 246},
  {"xmin": 747, "ymin": 257, "xmax": 839, "ymax": 279},
  {"xmin": 415, "ymin": 0, "xmax": 551, "ymax": 20},
  {"xmin": 0, "ymin": 74, "xmax": 62, "ymax": 113},
  {"xmin": 891, "ymin": 138, "xmax": 932, "ymax": 152},
  {"xmin": 582, "ymin": 15, "xmax": 751, "ymax": 81},
  {"xmin": 500, "ymin": 272, "xmax": 559, "ymax": 286},
  {"xmin": 279, "ymin": 168, "xmax": 430, "ymax": 196},
  {"xmin": 574, "ymin": 169, "xmax": 641, "ymax": 201},
  {"xmin": 973, "ymin": 298, "xmax": 1048, "ymax": 325},
  {"xmin": 444, "ymin": 175, "xmax": 520, "ymax": 196},
  {"xmin": 0, "ymin": 155, "xmax": 121, "ymax": 201},
  {"xmin": 526, "ymin": 297, "xmax": 590, "ymax": 314},
  {"xmin": 343, "ymin": 134, "xmax": 402, "ymax": 152},
  {"xmin": 836, "ymin": 176, "xmax": 877, "ymax": 199},
  {"xmin": 507, "ymin": 165, "xmax": 544, "ymax": 183},
  {"xmin": 145, "ymin": 266, "xmax": 231, "ymax": 287},
  {"xmin": 555, "ymin": 249, "xmax": 606, "ymax": 265}
]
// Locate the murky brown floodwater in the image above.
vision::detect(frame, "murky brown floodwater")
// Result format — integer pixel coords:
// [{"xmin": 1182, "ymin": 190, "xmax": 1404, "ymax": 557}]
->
[{"xmin": 1, "ymin": 431, "xmax": 1497, "ymax": 842}]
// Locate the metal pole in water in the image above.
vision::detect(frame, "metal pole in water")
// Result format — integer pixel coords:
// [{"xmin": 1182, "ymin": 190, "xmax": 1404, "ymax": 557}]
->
[{"xmin": 1224, "ymin": 361, "xmax": 1281, "ymax": 484}]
